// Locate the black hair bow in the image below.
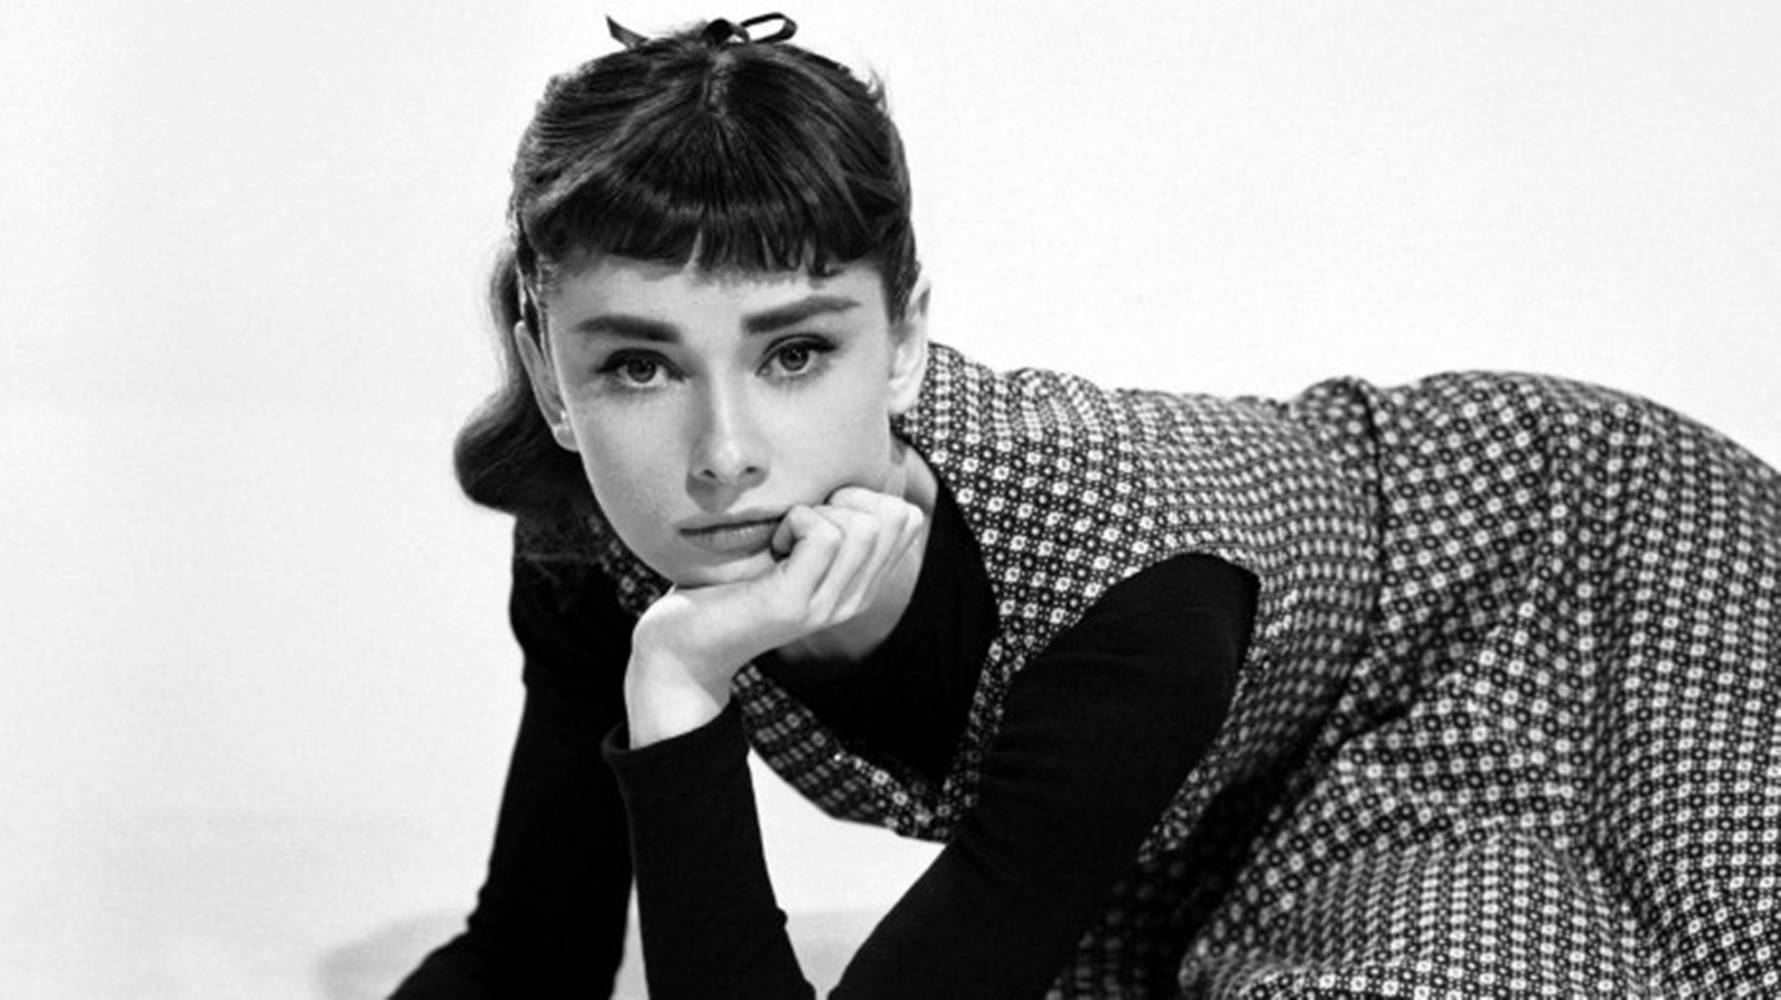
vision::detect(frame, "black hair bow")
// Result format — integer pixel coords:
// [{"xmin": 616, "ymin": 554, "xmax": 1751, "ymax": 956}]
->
[{"xmin": 606, "ymin": 12, "xmax": 796, "ymax": 49}]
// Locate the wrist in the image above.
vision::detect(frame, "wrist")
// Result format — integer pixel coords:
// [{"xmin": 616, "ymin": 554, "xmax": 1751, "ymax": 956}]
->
[{"xmin": 624, "ymin": 649, "xmax": 733, "ymax": 748}]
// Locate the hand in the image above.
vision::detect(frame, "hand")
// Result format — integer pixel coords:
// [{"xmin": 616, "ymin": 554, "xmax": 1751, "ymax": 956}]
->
[{"xmin": 624, "ymin": 483, "xmax": 926, "ymax": 746}]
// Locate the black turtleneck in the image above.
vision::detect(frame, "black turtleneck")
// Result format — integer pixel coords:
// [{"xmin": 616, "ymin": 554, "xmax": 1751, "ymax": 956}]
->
[
  {"xmin": 603, "ymin": 483, "xmax": 1257, "ymax": 999},
  {"xmin": 393, "ymin": 482, "xmax": 1256, "ymax": 999}
]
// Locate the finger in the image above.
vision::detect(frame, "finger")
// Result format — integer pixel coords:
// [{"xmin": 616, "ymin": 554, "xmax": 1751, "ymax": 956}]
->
[
  {"xmin": 825, "ymin": 489, "xmax": 907, "ymax": 583},
  {"xmin": 859, "ymin": 504, "xmax": 925, "ymax": 618},
  {"xmin": 826, "ymin": 485, "xmax": 919, "ymax": 546},
  {"xmin": 827, "ymin": 484, "xmax": 904, "ymax": 511},
  {"xmin": 889, "ymin": 501, "xmax": 926, "ymax": 564},
  {"xmin": 770, "ymin": 510, "xmax": 798, "ymax": 558},
  {"xmin": 766, "ymin": 506, "xmax": 843, "ymax": 606},
  {"xmin": 827, "ymin": 487, "xmax": 926, "ymax": 583},
  {"xmin": 803, "ymin": 505, "xmax": 880, "ymax": 620}
]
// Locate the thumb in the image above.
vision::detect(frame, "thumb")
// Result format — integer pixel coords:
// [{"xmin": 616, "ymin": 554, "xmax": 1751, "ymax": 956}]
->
[{"xmin": 764, "ymin": 505, "xmax": 842, "ymax": 596}]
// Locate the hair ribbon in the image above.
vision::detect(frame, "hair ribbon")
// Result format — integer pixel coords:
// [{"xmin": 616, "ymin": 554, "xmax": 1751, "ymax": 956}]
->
[{"xmin": 606, "ymin": 12, "xmax": 797, "ymax": 50}]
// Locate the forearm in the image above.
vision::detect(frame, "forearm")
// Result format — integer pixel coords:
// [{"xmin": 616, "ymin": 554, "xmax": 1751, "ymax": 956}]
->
[
  {"xmin": 389, "ymin": 935, "xmax": 492, "ymax": 999},
  {"xmin": 392, "ymin": 682, "xmax": 634, "ymax": 998},
  {"xmin": 835, "ymin": 553, "xmax": 1253, "ymax": 998},
  {"xmin": 604, "ymin": 702, "xmax": 815, "ymax": 1000}
]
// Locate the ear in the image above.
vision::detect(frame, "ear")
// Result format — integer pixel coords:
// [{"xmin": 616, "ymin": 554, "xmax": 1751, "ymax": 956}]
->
[
  {"xmin": 887, "ymin": 280, "xmax": 931, "ymax": 417},
  {"xmin": 512, "ymin": 320, "xmax": 580, "ymax": 452}
]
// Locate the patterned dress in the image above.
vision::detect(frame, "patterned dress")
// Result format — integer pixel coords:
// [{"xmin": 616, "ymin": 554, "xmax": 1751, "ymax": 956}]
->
[{"xmin": 583, "ymin": 343, "xmax": 1781, "ymax": 998}]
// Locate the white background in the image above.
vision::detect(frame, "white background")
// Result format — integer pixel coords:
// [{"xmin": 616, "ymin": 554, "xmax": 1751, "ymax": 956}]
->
[{"xmin": 2, "ymin": 2, "xmax": 1777, "ymax": 997}]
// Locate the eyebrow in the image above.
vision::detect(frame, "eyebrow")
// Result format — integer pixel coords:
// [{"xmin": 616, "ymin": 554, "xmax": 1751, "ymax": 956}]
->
[
  {"xmin": 569, "ymin": 294, "xmax": 862, "ymax": 341},
  {"xmin": 743, "ymin": 294, "xmax": 861, "ymax": 333},
  {"xmin": 570, "ymin": 314, "xmax": 678, "ymax": 342}
]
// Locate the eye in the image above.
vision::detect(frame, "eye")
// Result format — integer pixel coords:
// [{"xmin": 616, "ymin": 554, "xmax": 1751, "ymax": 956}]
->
[
  {"xmin": 763, "ymin": 337, "xmax": 834, "ymax": 379},
  {"xmin": 620, "ymin": 357, "xmax": 661, "ymax": 383},
  {"xmin": 596, "ymin": 350, "xmax": 675, "ymax": 389},
  {"xmin": 776, "ymin": 344, "xmax": 814, "ymax": 373}
]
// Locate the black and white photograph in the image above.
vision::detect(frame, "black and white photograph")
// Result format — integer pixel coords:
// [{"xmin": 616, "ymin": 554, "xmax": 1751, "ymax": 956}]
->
[{"xmin": 3, "ymin": 2, "xmax": 1778, "ymax": 997}]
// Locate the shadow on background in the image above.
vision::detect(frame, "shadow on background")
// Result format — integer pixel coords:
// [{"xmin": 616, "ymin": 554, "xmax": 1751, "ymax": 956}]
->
[
  {"xmin": 316, "ymin": 913, "xmax": 460, "ymax": 1000},
  {"xmin": 317, "ymin": 909, "xmax": 876, "ymax": 999}
]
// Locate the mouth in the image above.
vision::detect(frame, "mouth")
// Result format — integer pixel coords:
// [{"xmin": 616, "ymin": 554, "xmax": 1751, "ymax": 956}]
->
[{"xmin": 677, "ymin": 513, "xmax": 783, "ymax": 557}]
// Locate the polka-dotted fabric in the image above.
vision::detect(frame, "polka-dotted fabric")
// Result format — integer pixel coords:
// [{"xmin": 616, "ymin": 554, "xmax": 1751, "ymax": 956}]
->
[{"xmin": 546, "ymin": 343, "xmax": 1781, "ymax": 998}]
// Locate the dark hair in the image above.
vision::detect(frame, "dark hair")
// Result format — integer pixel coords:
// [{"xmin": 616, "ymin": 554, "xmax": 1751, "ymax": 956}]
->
[{"xmin": 454, "ymin": 18, "xmax": 921, "ymax": 517}]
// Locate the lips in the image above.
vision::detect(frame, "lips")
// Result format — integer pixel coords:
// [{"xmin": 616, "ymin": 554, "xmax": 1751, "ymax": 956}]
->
[{"xmin": 678, "ymin": 514, "xmax": 782, "ymax": 556}]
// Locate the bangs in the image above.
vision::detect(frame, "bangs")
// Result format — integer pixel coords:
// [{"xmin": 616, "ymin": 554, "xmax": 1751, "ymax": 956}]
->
[{"xmin": 518, "ymin": 65, "xmax": 890, "ymax": 282}]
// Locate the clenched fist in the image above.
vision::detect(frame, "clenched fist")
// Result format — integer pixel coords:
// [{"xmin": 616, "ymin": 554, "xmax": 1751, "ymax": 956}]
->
[{"xmin": 624, "ymin": 483, "xmax": 927, "ymax": 747}]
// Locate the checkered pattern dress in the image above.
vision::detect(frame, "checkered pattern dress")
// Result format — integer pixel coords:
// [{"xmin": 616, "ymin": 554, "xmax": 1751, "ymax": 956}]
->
[{"xmin": 582, "ymin": 343, "xmax": 1780, "ymax": 998}]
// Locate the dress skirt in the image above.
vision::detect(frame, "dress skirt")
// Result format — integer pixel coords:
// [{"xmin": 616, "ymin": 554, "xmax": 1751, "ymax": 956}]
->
[{"xmin": 1168, "ymin": 374, "xmax": 1780, "ymax": 999}]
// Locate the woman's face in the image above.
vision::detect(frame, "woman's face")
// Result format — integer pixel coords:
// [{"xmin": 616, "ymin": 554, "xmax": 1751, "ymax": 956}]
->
[{"xmin": 520, "ymin": 256, "xmax": 928, "ymax": 588}]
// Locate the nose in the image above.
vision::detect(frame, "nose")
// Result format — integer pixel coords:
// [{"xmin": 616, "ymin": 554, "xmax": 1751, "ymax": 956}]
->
[{"xmin": 689, "ymin": 382, "xmax": 766, "ymax": 488}]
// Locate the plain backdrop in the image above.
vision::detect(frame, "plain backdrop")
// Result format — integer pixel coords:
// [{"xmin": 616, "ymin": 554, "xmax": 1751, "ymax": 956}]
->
[{"xmin": 2, "ymin": 2, "xmax": 1777, "ymax": 997}]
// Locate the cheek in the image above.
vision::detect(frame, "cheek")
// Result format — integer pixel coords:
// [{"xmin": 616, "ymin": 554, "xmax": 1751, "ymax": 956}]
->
[
  {"xmin": 788, "ymin": 387, "xmax": 894, "ymax": 471},
  {"xmin": 571, "ymin": 411, "xmax": 674, "ymax": 512}
]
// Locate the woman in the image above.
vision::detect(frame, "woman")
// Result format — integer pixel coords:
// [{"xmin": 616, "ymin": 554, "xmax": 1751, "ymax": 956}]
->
[{"xmin": 394, "ymin": 14, "xmax": 1780, "ymax": 999}]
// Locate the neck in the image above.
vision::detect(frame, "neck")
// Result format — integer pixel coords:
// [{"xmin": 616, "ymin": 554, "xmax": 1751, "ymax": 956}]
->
[{"xmin": 774, "ymin": 442, "xmax": 937, "ymax": 665}]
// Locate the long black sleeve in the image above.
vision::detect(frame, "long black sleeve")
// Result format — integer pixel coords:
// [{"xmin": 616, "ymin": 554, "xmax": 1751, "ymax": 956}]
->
[
  {"xmin": 604, "ymin": 553, "xmax": 1256, "ymax": 999},
  {"xmin": 391, "ymin": 530, "xmax": 638, "ymax": 999},
  {"xmin": 605, "ymin": 701, "xmax": 815, "ymax": 1000}
]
